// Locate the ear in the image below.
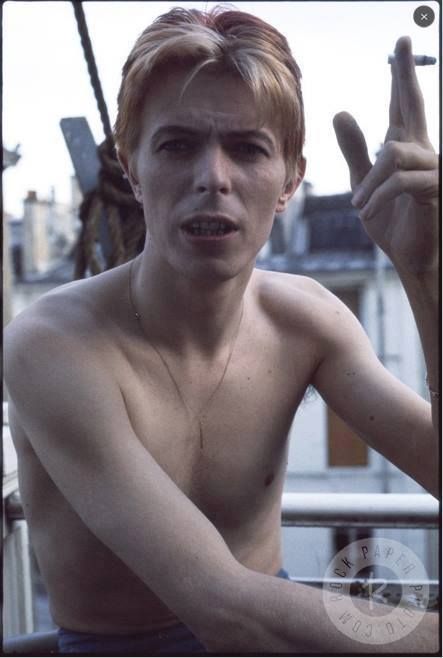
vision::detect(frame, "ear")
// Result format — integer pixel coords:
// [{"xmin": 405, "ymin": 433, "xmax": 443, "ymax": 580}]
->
[
  {"xmin": 117, "ymin": 150, "xmax": 143, "ymax": 204},
  {"xmin": 276, "ymin": 156, "xmax": 306, "ymax": 213}
]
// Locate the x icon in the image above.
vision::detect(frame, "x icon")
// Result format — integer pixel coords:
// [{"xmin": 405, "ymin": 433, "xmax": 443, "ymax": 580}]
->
[{"xmin": 413, "ymin": 5, "xmax": 435, "ymax": 27}]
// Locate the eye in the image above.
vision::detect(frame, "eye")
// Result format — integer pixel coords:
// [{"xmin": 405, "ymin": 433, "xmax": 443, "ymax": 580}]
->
[
  {"xmin": 233, "ymin": 142, "xmax": 268, "ymax": 158},
  {"xmin": 159, "ymin": 139, "xmax": 193, "ymax": 153}
]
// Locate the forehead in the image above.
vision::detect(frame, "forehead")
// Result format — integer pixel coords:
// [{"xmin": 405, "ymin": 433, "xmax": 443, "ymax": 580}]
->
[{"xmin": 138, "ymin": 67, "xmax": 279, "ymax": 142}]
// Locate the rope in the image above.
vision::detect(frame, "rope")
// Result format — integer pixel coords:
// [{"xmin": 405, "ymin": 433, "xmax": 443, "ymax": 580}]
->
[
  {"xmin": 70, "ymin": 1, "xmax": 146, "ymax": 277},
  {"xmin": 74, "ymin": 141, "xmax": 146, "ymax": 278},
  {"xmin": 72, "ymin": 1, "xmax": 113, "ymax": 142}
]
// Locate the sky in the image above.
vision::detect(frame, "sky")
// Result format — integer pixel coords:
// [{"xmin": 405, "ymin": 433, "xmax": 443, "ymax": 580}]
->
[{"xmin": 2, "ymin": 0, "xmax": 440, "ymax": 218}]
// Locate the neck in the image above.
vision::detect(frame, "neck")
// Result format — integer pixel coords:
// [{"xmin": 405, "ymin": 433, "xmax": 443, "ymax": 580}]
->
[{"xmin": 130, "ymin": 251, "xmax": 252, "ymax": 356}]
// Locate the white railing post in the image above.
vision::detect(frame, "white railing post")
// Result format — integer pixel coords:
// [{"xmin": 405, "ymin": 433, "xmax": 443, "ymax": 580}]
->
[
  {"xmin": 3, "ymin": 520, "xmax": 35, "ymax": 637},
  {"xmin": 3, "ymin": 401, "xmax": 35, "ymax": 638}
]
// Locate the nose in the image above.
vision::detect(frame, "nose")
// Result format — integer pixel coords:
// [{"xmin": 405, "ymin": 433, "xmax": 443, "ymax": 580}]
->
[{"xmin": 193, "ymin": 144, "xmax": 232, "ymax": 195}]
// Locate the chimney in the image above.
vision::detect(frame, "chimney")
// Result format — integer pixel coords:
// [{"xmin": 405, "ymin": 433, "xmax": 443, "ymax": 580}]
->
[{"xmin": 25, "ymin": 190, "xmax": 38, "ymax": 203}]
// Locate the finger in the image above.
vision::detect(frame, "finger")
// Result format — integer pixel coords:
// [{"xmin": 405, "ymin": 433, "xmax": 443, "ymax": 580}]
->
[
  {"xmin": 388, "ymin": 58, "xmax": 402, "ymax": 130},
  {"xmin": 351, "ymin": 141, "xmax": 437, "ymax": 209},
  {"xmin": 358, "ymin": 169, "xmax": 438, "ymax": 221},
  {"xmin": 391, "ymin": 36, "xmax": 428, "ymax": 139},
  {"xmin": 333, "ymin": 111, "xmax": 372, "ymax": 190}
]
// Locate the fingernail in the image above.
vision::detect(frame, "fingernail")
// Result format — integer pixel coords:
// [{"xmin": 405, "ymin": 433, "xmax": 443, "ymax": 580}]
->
[{"xmin": 352, "ymin": 191, "xmax": 364, "ymax": 208}]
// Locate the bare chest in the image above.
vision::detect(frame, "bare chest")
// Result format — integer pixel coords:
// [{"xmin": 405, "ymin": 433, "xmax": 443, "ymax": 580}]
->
[{"xmin": 117, "ymin": 326, "xmax": 313, "ymax": 528}]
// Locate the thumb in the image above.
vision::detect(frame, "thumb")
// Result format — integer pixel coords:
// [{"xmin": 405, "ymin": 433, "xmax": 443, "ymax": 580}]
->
[{"xmin": 333, "ymin": 111, "xmax": 372, "ymax": 190}]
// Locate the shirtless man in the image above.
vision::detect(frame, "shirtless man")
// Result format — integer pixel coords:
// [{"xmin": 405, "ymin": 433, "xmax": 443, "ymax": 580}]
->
[{"xmin": 4, "ymin": 6, "xmax": 439, "ymax": 655}]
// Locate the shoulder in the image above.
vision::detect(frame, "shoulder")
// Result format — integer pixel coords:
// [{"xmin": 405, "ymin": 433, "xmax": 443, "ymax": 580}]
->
[
  {"xmin": 6, "ymin": 262, "xmax": 131, "ymax": 338},
  {"xmin": 251, "ymin": 268, "xmax": 370, "ymax": 357},
  {"xmin": 253, "ymin": 267, "xmax": 333, "ymax": 303},
  {"xmin": 5, "ymin": 263, "xmax": 131, "ymax": 384},
  {"xmin": 252, "ymin": 268, "xmax": 346, "ymax": 330},
  {"xmin": 5, "ymin": 281, "xmax": 92, "ymax": 358}
]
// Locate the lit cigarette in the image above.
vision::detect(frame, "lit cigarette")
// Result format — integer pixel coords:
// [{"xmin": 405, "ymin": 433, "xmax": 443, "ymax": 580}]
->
[{"xmin": 388, "ymin": 54, "xmax": 437, "ymax": 65}]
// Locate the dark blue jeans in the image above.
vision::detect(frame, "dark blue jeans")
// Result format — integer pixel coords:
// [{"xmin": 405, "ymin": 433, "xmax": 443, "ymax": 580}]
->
[{"xmin": 57, "ymin": 568, "xmax": 290, "ymax": 655}]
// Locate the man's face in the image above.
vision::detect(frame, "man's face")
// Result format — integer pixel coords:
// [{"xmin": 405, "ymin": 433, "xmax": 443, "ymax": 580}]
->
[{"xmin": 125, "ymin": 67, "xmax": 302, "ymax": 282}]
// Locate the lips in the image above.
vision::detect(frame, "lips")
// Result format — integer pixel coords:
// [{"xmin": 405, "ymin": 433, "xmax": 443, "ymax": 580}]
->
[{"xmin": 181, "ymin": 215, "xmax": 239, "ymax": 238}]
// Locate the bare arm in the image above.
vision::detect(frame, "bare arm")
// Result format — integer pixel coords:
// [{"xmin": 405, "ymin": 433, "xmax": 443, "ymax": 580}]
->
[
  {"xmin": 4, "ymin": 314, "xmax": 240, "ymax": 645},
  {"xmin": 333, "ymin": 36, "xmax": 439, "ymax": 438},
  {"xmin": 310, "ymin": 284, "xmax": 438, "ymax": 498},
  {"xmin": 393, "ymin": 264, "xmax": 439, "ymax": 436}
]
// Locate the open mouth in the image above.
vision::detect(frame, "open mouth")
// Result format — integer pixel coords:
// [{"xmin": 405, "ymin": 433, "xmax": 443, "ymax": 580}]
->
[{"xmin": 181, "ymin": 218, "xmax": 239, "ymax": 238}]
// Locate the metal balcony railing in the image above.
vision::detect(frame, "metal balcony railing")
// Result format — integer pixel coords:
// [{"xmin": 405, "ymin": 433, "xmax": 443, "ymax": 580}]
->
[{"xmin": 281, "ymin": 492, "xmax": 439, "ymax": 528}]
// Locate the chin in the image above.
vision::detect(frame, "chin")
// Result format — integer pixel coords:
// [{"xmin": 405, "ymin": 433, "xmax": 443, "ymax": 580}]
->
[{"xmin": 179, "ymin": 257, "xmax": 253, "ymax": 284}]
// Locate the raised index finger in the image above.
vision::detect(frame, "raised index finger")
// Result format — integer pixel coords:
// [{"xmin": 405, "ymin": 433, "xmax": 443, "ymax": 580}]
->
[{"xmin": 391, "ymin": 36, "xmax": 428, "ymax": 140}]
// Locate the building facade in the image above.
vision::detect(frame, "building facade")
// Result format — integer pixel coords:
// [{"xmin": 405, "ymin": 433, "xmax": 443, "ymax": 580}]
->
[{"xmin": 6, "ymin": 180, "xmax": 80, "ymax": 319}]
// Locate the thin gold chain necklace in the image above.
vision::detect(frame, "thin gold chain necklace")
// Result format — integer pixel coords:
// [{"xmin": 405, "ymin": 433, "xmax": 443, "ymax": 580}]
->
[{"xmin": 128, "ymin": 259, "xmax": 244, "ymax": 450}]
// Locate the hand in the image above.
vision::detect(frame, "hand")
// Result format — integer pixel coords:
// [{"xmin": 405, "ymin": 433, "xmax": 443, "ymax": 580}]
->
[{"xmin": 333, "ymin": 36, "xmax": 438, "ymax": 273}]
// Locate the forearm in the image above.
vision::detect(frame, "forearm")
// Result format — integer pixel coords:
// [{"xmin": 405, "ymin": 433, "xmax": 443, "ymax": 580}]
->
[
  {"xmin": 208, "ymin": 567, "xmax": 439, "ymax": 654},
  {"xmin": 394, "ymin": 262, "xmax": 439, "ymax": 433}
]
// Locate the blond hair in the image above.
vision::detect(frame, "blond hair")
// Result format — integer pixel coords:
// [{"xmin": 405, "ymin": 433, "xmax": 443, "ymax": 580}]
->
[{"xmin": 114, "ymin": 6, "xmax": 305, "ymax": 177}]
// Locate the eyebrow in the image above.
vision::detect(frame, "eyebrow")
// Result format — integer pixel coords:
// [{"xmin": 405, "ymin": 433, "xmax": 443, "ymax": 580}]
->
[{"xmin": 151, "ymin": 125, "xmax": 276, "ymax": 150}]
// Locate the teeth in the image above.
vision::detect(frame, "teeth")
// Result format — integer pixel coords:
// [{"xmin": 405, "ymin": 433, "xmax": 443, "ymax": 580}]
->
[
  {"xmin": 188, "ymin": 227, "xmax": 230, "ymax": 236},
  {"xmin": 186, "ymin": 221, "xmax": 234, "ymax": 236},
  {"xmin": 190, "ymin": 221, "xmax": 228, "ymax": 230}
]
